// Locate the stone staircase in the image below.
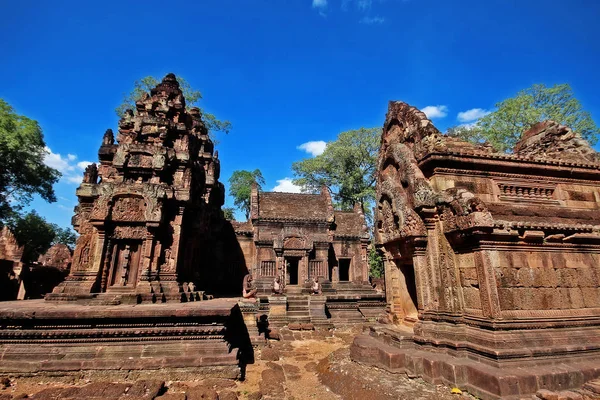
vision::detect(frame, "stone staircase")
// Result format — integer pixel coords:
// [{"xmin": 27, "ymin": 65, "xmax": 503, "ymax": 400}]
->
[{"xmin": 286, "ymin": 287, "xmax": 311, "ymax": 326}]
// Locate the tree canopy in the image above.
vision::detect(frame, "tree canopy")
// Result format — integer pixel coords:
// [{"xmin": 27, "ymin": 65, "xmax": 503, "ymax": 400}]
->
[
  {"xmin": 222, "ymin": 207, "xmax": 236, "ymax": 221},
  {"xmin": 228, "ymin": 169, "xmax": 265, "ymax": 220},
  {"xmin": 450, "ymin": 83, "xmax": 599, "ymax": 152},
  {"xmin": 292, "ymin": 127, "xmax": 380, "ymax": 218},
  {"xmin": 0, "ymin": 99, "xmax": 60, "ymax": 222},
  {"xmin": 115, "ymin": 75, "xmax": 231, "ymax": 137},
  {"xmin": 7, "ymin": 211, "xmax": 77, "ymax": 263},
  {"xmin": 10, "ymin": 211, "xmax": 57, "ymax": 263}
]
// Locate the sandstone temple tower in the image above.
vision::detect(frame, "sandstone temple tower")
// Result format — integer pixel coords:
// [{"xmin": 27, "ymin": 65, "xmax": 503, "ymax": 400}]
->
[
  {"xmin": 49, "ymin": 74, "xmax": 225, "ymax": 302},
  {"xmin": 352, "ymin": 102, "xmax": 600, "ymax": 399}
]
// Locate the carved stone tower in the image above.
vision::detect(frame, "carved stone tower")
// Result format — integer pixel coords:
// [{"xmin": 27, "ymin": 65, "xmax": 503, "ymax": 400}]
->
[{"xmin": 48, "ymin": 74, "xmax": 224, "ymax": 302}]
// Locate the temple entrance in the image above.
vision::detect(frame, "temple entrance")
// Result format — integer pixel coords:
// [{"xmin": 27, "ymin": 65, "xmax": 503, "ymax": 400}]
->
[
  {"xmin": 108, "ymin": 241, "xmax": 142, "ymax": 287},
  {"xmin": 397, "ymin": 260, "xmax": 418, "ymax": 321},
  {"xmin": 339, "ymin": 258, "xmax": 350, "ymax": 281},
  {"xmin": 286, "ymin": 257, "xmax": 300, "ymax": 285}
]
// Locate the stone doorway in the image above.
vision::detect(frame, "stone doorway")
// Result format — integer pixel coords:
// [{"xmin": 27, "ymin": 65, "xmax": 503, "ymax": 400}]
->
[
  {"xmin": 397, "ymin": 260, "xmax": 418, "ymax": 322},
  {"xmin": 286, "ymin": 257, "xmax": 300, "ymax": 285},
  {"xmin": 339, "ymin": 258, "xmax": 350, "ymax": 281},
  {"xmin": 108, "ymin": 241, "xmax": 142, "ymax": 287}
]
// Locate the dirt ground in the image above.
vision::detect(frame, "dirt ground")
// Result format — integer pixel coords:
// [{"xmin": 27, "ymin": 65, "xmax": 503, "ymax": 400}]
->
[{"xmin": 0, "ymin": 327, "xmax": 470, "ymax": 400}]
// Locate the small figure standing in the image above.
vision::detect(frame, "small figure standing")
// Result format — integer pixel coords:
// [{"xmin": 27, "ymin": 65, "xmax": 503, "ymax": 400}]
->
[
  {"xmin": 242, "ymin": 273, "xmax": 258, "ymax": 300},
  {"xmin": 311, "ymin": 276, "xmax": 321, "ymax": 295},
  {"xmin": 272, "ymin": 276, "xmax": 284, "ymax": 295}
]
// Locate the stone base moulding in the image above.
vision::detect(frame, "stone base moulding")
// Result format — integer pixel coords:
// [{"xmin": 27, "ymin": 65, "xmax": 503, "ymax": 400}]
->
[
  {"xmin": 350, "ymin": 325, "xmax": 600, "ymax": 400},
  {"xmin": 0, "ymin": 299, "xmax": 252, "ymax": 379}
]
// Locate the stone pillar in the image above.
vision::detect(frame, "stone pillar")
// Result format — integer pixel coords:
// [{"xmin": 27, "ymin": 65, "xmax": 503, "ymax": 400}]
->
[
  {"xmin": 474, "ymin": 249, "xmax": 501, "ymax": 319},
  {"xmin": 301, "ymin": 253, "xmax": 309, "ymax": 283},
  {"xmin": 360, "ymin": 240, "xmax": 369, "ymax": 282}
]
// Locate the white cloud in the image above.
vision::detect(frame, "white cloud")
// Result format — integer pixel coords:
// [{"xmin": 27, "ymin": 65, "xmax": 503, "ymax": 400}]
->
[
  {"xmin": 297, "ymin": 141, "xmax": 327, "ymax": 157},
  {"xmin": 44, "ymin": 147, "xmax": 93, "ymax": 185},
  {"xmin": 272, "ymin": 178, "xmax": 303, "ymax": 193},
  {"xmin": 457, "ymin": 108, "xmax": 491, "ymax": 123},
  {"xmin": 44, "ymin": 147, "xmax": 76, "ymax": 173},
  {"xmin": 422, "ymin": 105, "xmax": 448, "ymax": 119},
  {"xmin": 360, "ymin": 16, "xmax": 384, "ymax": 24},
  {"xmin": 77, "ymin": 161, "xmax": 94, "ymax": 170},
  {"xmin": 66, "ymin": 175, "xmax": 83, "ymax": 185},
  {"xmin": 312, "ymin": 0, "xmax": 327, "ymax": 8}
]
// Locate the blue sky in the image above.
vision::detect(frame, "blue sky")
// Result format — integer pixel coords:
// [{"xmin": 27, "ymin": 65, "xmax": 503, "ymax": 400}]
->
[{"xmin": 1, "ymin": 0, "xmax": 599, "ymax": 227}]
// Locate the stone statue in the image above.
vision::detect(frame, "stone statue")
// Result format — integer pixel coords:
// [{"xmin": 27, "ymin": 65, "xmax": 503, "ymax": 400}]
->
[
  {"xmin": 242, "ymin": 273, "xmax": 257, "ymax": 300},
  {"xmin": 102, "ymin": 129, "xmax": 115, "ymax": 145},
  {"xmin": 272, "ymin": 276, "xmax": 284, "ymax": 295},
  {"xmin": 311, "ymin": 276, "xmax": 321, "ymax": 295},
  {"xmin": 82, "ymin": 163, "xmax": 98, "ymax": 184}
]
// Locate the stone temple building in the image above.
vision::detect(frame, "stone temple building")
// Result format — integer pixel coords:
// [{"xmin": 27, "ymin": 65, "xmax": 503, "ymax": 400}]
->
[
  {"xmin": 0, "ymin": 75, "xmax": 250, "ymax": 377},
  {"xmin": 351, "ymin": 102, "xmax": 600, "ymax": 399},
  {"xmin": 48, "ymin": 73, "xmax": 244, "ymax": 303},
  {"xmin": 235, "ymin": 184, "xmax": 370, "ymax": 287},
  {"xmin": 0, "ymin": 227, "xmax": 25, "ymax": 301},
  {"xmin": 233, "ymin": 184, "xmax": 385, "ymax": 327}
]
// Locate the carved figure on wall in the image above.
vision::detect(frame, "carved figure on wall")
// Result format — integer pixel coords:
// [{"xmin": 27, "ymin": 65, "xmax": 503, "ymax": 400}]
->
[{"xmin": 80, "ymin": 246, "xmax": 90, "ymax": 266}]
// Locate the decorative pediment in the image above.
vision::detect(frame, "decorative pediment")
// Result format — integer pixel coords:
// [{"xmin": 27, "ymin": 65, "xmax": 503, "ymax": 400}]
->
[{"xmin": 284, "ymin": 237, "xmax": 305, "ymax": 249}]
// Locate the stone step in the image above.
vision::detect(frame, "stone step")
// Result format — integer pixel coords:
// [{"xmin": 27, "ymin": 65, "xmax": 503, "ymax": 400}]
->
[
  {"xmin": 287, "ymin": 311, "xmax": 310, "ymax": 317},
  {"xmin": 287, "ymin": 306, "xmax": 309, "ymax": 311},
  {"xmin": 287, "ymin": 301, "xmax": 309, "ymax": 306}
]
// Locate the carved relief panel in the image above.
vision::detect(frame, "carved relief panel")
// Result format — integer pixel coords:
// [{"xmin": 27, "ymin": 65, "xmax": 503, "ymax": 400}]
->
[{"xmin": 111, "ymin": 196, "xmax": 146, "ymax": 222}]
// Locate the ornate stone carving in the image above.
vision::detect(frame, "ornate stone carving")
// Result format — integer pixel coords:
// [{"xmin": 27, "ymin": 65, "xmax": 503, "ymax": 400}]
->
[
  {"xmin": 112, "ymin": 226, "xmax": 147, "ymax": 240},
  {"xmin": 111, "ymin": 196, "xmax": 145, "ymax": 222}
]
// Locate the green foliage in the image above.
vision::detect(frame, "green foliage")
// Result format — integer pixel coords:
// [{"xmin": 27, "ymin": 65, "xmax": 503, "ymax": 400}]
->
[
  {"xmin": 228, "ymin": 169, "xmax": 265, "ymax": 220},
  {"xmin": 446, "ymin": 125, "xmax": 487, "ymax": 144},
  {"xmin": 222, "ymin": 207, "xmax": 236, "ymax": 221},
  {"xmin": 450, "ymin": 83, "xmax": 599, "ymax": 152},
  {"xmin": 292, "ymin": 127, "xmax": 380, "ymax": 220},
  {"xmin": 9, "ymin": 211, "xmax": 57, "ymax": 263},
  {"xmin": 368, "ymin": 246, "xmax": 384, "ymax": 278},
  {"xmin": 6, "ymin": 211, "xmax": 77, "ymax": 263},
  {"xmin": 52, "ymin": 226, "xmax": 78, "ymax": 249},
  {"xmin": 0, "ymin": 99, "xmax": 60, "ymax": 222},
  {"xmin": 115, "ymin": 75, "xmax": 231, "ymax": 138}
]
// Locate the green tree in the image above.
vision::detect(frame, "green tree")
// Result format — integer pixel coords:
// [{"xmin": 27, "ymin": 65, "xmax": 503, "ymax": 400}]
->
[
  {"xmin": 0, "ymin": 99, "xmax": 61, "ymax": 222},
  {"xmin": 222, "ymin": 207, "xmax": 236, "ymax": 221},
  {"xmin": 228, "ymin": 169, "xmax": 265, "ymax": 220},
  {"xmin": 115, "ymin": 75, "xmax": 232, "ymax": 137},
  {"xmin": 52, "ymin": 226, "xmax": 78, "ymax": 249},
  {"xmin": 451, "ymin": 83, "xmax": 599, "ymax": 152},
  {"xmin": 292, "ymin": 127, "xmax": 380, "ymax": 218},
  {"xmin": 9, "ymin": 211, "xmax": 57, "ymax": 263},
  {"xmin": 368, "ymin": 246, "xmax": 384, "ymax": 278}
]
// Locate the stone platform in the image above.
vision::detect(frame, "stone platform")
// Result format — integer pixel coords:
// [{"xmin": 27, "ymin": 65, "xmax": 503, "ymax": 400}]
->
[
  {"xmin": 351, "ymin": 325, "xmax": 600, "ymax": 400},
  {"xmin": 0, "ymin": 299, "xmax": 253, "ymax": 380}
]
